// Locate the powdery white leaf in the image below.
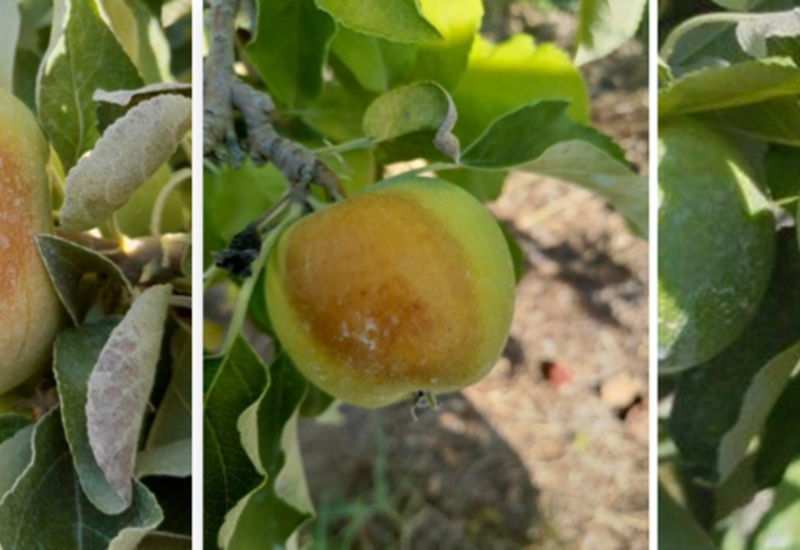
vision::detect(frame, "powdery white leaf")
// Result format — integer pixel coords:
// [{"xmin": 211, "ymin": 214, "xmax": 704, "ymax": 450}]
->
[
  {"xmin": 60, "ymin": 94, "xmax": 192, "ymax": 232},
  {"xmin": 87, "ymin": 284, "xmax": 173, "ymax": 507}
]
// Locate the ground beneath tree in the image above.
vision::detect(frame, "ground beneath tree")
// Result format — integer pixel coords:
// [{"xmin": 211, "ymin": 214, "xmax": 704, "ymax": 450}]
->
[{"xmin": 298, "ymin": 4, "xmax": 649, "ymax": 549}]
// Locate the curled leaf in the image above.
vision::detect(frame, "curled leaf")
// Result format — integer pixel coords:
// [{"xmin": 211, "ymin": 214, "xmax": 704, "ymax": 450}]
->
[
  {"xmin": 86, "ymin": 284, "xmax": 173, "ymax": 507},
  {"xmin": 60, "ymin": 94, "xmax": 192, "ymax": 232}
]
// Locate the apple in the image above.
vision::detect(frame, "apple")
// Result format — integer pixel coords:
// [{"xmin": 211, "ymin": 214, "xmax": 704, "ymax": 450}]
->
[
  {"xmin": 0, "ymin": 88, "xmax": 63, "ymax": 394},
  {"xmin": 658, "ymin": 122, "xmax": 775, "ymax": 373},
  {"xmin": 266, "ymin": 177, "xmax": 516, "ymax": 407}
]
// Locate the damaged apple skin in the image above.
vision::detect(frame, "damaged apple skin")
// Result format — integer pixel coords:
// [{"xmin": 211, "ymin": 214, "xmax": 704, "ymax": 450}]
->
[
  {"xmin": 266, "ymin": 177, "xmax": 516, "ymax": 408},
  {"xmin": 0, "ymin": 88, "xmax": 63, "ymax": 394}
]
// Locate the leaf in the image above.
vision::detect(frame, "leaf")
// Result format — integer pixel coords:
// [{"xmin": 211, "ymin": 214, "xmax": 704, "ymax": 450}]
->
[
  {"xmin": 36, "ymin": 234, "xmax": 133, "ymax": 325},
  {"xmin": 363, "ymin": 82, "xmax": 459, "ymax": 163},
  {"xmin": 203, "ymin": 337, "xmax": 267, "ymax": 550},
  {"xmin": 314, "ymin": 0, "xmax": 441, "ymax": 43},
  {"xmin": 439, "ymin": 168, "xmax": 507, "ymax": 202},
  {"xmin": 136, "ymin": 439, "xmax": 192, "ymax": 479},
  {"xmin": 755, "ymin": 374, "xmax": 800, "ymax": 489},
  {"xmin": 0, "ymin": 414, "xmax": 32, "ymax": 447},
  {"xmin": 0, "ymin": 0, "xmax": 20, "ymax": 93},
  {"xmin": 736, "ymin": 9, "xmax": 800, "ymax": 59},
  {"xmin": 95, "ymin": 83, "xmax": 193, "ymax": 131},
  {"xmin": 219, "ymin": 354, "xmax": 312, "ymax": 550},
  {"xmin": 452, "ymin": 35, "xmax": 589, "ymax": 147},
  {"xmin": 246, "ymin": 0, "xmax": 336, "ymax": 106},
  {"xmin": 459, "ymin": 103, "xmax": 647, "ymax": 237},
  {"xmin": 659, "ymin": 57, "xmax": 800, "ymax": 118},
  {"xmin": 54, "ymin": 318, "xmax": 131, "ymax": 514},
  {"xmin": 146, "ymin": 330, "xmax": 192, "ymax": 447},
  {"xmin": 37, "ymin": 0, "xmax": 144, "ymax": 171},
  {"xmin": 765, "ymin": 145, "xmax": 800, "ymax": 201},
  {"xmin": 0, "ymin": 424, "xmax": 33, "ymax": 500},
  {"xmin": 60, "ymin": 94, "xmax": 192, "ymax": 232},
  {"xmin": 658, "ymin": 485, "xmax": 717, "ymax": 550},
  {"xmin": 115, "ymin": 164, "xmax": 185, "ymax": 238},
  {"xmin": 697, "ymin": 98, "xmax": 800, "ymax": 146},
  {"xmin": 574, "ymin": 0, "xmax": 648, "ymax": 66},
  {"xmin": 137, "ymin": 533, "xmax": 192, "ymax": 550},
  {"xmin": 670, "ymin": 232, "xmax": 800, "ymax": 485},
  {"xmin": 0, "ymin": 409, "xmax": 163, "ymax": 550},
  {"xmin": 749, "ymin": 459, "xmax": 800, "ymax": 549},
  {"xmin": 97, "ymin": 0, "xmax": 173, "ymax": 84},
  {"xmin": 87, "ymin": 284, "xmax": 173, "ymax": 508},
  {"xmin": 411, "ymin": 0, "xmax": 483, "ymax": 90},
  {"xmin": 328, "ymin": 27, "xmax": 415, "ymax": 94}
]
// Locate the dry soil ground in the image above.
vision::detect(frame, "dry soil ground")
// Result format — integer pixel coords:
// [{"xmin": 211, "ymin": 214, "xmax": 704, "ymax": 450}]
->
[{"xmin": 297, "ymin": 4, "xmax": 650, "ymax": 550}]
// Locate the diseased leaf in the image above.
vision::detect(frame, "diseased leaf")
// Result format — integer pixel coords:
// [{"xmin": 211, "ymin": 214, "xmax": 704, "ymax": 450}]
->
[
  {"xmin": 574, "ymin": 0, "xmax": 647, "ymax": 66},
  {"xmin": 203, "ymin": 337, "xmax": 267, "ymax": 550},
  {"xmin": 246, "ymin": 0, "xmax": 336, "ymax": 106},
  {"xmin": 736, "ymin": 9, "xmax": 800, "ymax": 59},
  {"xmin": 136, "ymin": 439, "xmax": 192, "ymax": 479},
  {"xmin": 0, "ymin": 424, "xmax": 33, "ymax": 500},
  {"xmin": 314, "ymin": 0, "xmax": 441, "ymax": 43},
  {"xmin": 219, "ymin": 354, "xmax": 312, "ymax": 550},
  {"xmin": 0, "ymin": 409, "xmax": 163, "ymax": 550},
  {"xmin": 659, "ymin": 57, "xmax": 800, "ymax": 118},
  {"xmin": 363, "ymin": 82, "xmax": 459, "ymax": 162},
  {"xmin": 87, "ymin": 284, "xmax": 173, "ymax": 508},
  {"xmin": 95, "ymin": 83, "xmax": 192, "ymax": 131},
  {"xmin": 37, "ymin": 0, "xmax": 144, "ymax": 170},
  {"xmin": 60, "ymin": 94, "xmax": 192, "ymax": 232},
  {"xmin": 36, "ymin": 234, "xmax": 133, "ymax": 325},
  {"xmin": 452, "ymin": 35, "xmax": 589, "ymax": 147},
  {"xmin": 0, "ymin": 0, "xmax": 21, "ymax": 93},
  {"xmin": 54, "ymin": 318, "xmax": 131, "ymax": 515}
]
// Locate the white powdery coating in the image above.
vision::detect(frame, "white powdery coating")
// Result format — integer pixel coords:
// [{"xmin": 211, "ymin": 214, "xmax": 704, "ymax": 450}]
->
[
  {"xmin": 60, "ymin": 94, "xmax": 192, "ymax": 232},
  {"xmin": 86, "ymin": 284, "xmax": 172, "ymax": 506}
]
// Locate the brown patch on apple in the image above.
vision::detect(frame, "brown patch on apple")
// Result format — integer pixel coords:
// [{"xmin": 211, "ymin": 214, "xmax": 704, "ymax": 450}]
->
[
  {"xmin": 283, "ymin": 190, "xmax": 481, "ymax": 385},
  {"xmin": 0, "ymin": 147, "xmax": 32, "ymax": 302}
]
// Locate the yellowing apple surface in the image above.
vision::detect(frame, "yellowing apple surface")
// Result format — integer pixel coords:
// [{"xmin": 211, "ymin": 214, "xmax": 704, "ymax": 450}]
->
[
  {"xmin": 0, "ymin": 88, "xmax": 63, "ymax": 393},
  {"xmin": 266, "ymin": 177, "xmax": 516, "ymax": 408}
]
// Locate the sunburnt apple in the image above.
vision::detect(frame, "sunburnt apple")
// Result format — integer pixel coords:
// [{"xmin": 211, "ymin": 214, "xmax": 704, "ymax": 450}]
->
[
  {"xmin": 658, "ymin": 121, "xmax": 775, "ymax": 373},
  {"xmin": 266, "ymin": 177, "xmax": 516, "ymax": 408},
  {"xmin": 0, "ymin": 88, "xmax": 63, "ymax": 393}
]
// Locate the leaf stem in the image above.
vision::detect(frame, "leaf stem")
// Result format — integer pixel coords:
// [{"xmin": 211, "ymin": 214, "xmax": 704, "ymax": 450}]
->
[{"xmin": 150, "ymin": 168, "xmax": 192, "ymax": 239}]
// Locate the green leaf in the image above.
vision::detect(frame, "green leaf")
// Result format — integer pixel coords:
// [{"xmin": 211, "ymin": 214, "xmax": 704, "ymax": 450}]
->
[
  {"xmin": 136, "ymin": 438, "xmax": 192, "ymax": 479},
  {"xmin": 329, "ymin": 27, "xmax": 415, "ymax": 94},
  {"xmin": 439, "ymin": 168, "xmax": 507, "ymax": 202},
  {"xmin": 97, "ymin": 0, "xmax": 173, "ymax": 84},
  {"xmin": 574, "ymin": 0, "xmax": 648, "ymax": 66},
  {"xmin": 410, "ymin": 0, "xmax": 483, "ymax": 90},
  {"xmin": 671, "ymin": 232, "xmax": 800, "ymax": 485},
  {"xmin": 54, "ymin": 318, "xmax": 129, "ymax": 515},
  {"xmin": 659, "ymin": 57, "xmax": 800, "ymax": 118},
  {"xmin": 203, "ymin": 337, "xmax": 267, "ymax": 550},
  {"xmin": 0, "ymin": 424, "xmax": 33, "ymax": 500},
  {"xmin": 755, "ymin": 374, "xmax": 800, "ymax": 489},
  {"xmin": 697, "ymin": 98, "xmax": 800, "ymax": 147},
  {"xmin": 37, "ymin": 0, "xmax": 144, "ymax": 171},
  {"xmin": 303, "ymin": 83, "xmax": 371, "ymax": 142},
  {"xmin": 658, "ymin": 485, "xmax": 717, "ymax": 550},
  {"xmin": 36, "ymin": 234, "xmax": 133, "ymax": 325},
  {"xmin": 500, "ymin": 224, "xmax": 525, "ymax": 284},
  {"xmin": 0, "ymin": 409, "xmax": 163, "ymax": 550},
  {"xmin": 86, "ymin": 284, "xmax": 172, "ymax": 508},
  {"xmin": 750, "ymin": 459, "xmax": 800, "ymax": 549},
  {"xmin": 452, "ymin": 35, "xmax": 589, "ymax": 147},
  {"xmin": 315, "ymin": 0, "xmax": 441, "ymax": 43},
  {"xmin": 247, "ymin": 0, "xmax": 336, "ymax": 106},
  {"xmin": 460, "ymin": 103, "xmax": 647, "ymax": 237},
  {"xmin": 219, "ymin": 354, "xmax": 312, "ymax": 550},
  {"xmin": 363, "ymin": 82, "xmax": 459, "ymax": 163},
  {"xmin": 137, "ymin": 533, "xmax": 192, "ymax": 550},
  {"xmin": 147, "ymin": 330, "xmax": 192, "ymax": 448},
  {"xmin": 0, "ymin": 414, "xmax": 32, "ymax": 446},
  {"xmin": 116, "ymin": 164, "xmax": 185, "ymax": 238},
  {"xmin": 0, "ymin": 0, "xmax": 20, "ymax": 93}
]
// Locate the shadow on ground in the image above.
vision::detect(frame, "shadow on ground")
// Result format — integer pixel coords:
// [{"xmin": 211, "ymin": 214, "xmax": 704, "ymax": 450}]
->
[{"xmin": 298, "ymin": 393, "xmax": 540, "ymax": 550}]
